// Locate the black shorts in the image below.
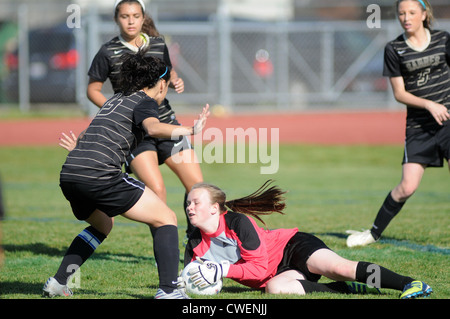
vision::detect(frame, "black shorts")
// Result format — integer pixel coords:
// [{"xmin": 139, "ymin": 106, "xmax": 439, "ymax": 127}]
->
[
  {"xmin": 60, "ymin": 173, "xmax": 145, "ymax": 220},
  {"xmin": 403, "ymin": 122, "xmax": 450, "ymax": 167},
  {"xmin": 276, "ymin": 232, "xmax": 331, "ymax": 282},
  {"xmin": 126, "ymin": 120, "xmax": 194, "ymax": 167}
]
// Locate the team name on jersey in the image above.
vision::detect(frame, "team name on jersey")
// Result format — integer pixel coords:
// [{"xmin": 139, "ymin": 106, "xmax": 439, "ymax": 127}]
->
[{"xmin": 405, "ymin": 54, "xmax": 441, "ymax": 73}]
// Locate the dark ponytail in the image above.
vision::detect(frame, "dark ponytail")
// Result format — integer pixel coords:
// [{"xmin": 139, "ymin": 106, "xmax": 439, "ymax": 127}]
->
[
  {"xmin": 192, "ymin": 180, "xmax": 287, "ymax": 226},
  {"xmin": 117, "ymin": 48, "xmax": 170, "ymax": 95},
  {"xmin": 142, "ymin": 15, "xmax": 160, "ymax": 37}
]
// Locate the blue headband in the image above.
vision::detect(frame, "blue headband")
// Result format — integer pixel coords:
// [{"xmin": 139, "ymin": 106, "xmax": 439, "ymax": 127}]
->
[
  {"xmin": 159, "ymin": 67, "xmax": 168, "ymax": 79},
  {"xmin": 417, "ymin": 0, "xmax": 426, "ymax": 9}
]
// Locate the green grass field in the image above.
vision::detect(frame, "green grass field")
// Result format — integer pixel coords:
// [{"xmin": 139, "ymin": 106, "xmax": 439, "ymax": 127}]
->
[{"xmin": 0, "ymin": 143, "xmax": 448, "ymax": 301}]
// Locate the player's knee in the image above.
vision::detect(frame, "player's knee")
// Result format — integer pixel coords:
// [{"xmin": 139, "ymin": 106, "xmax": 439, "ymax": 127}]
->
[
  {"xmin": 103, "ymin": 217, "xmax": 114, "ymax": 235},
  {"xmin": 151, "ymin": 209, "xmax": 178, "ymax": 228},
  {"xmin": 265, "ymin": 280, "xmax": 284, "ymax": 294},
  {"xmin": 265, "ymin": 277, "xmax": 306, "ymax": 295},
  {"xmin": 395, "ymin": 183, "xmax": 417, "ymax": 201},
  {"xmin": 150, "ymin": 184, "xmax": 167, "ymax": 201}
]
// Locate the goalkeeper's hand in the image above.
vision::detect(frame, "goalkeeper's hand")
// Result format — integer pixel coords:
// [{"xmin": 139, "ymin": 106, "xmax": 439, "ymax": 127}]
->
[{"xmin": 189, "ymin": 257, "xmax": 230, "ymax": 288}]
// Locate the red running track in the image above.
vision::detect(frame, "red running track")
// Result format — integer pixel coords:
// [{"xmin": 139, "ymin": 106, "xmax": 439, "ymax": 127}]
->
[{"xmin": 0, "ymin": 111, "xmax": 406, "ymax": 146}]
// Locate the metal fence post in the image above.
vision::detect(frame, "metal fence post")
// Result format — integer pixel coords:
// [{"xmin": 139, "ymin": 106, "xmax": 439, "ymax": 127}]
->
[
  {"xmin": 321, "ymin": 26, "xmax": 334, "ymax": 102},
  {"xmin": 85, "ymin": 5, "xmax": 101, "ymax": 117},
  {"xmin": 18, "ymin": 3, "xmax": 30, "ymax": 113},
  {"xmin": 276, "ymin": 21, "xmax": 290, "ymax": 109},
  {"xmin": 218, "ymin": 1, "xmax": 232, "ymax": 110},
  {"xmin": 74, "ymin": 20, "xmax": 87, "ymax": 110}
]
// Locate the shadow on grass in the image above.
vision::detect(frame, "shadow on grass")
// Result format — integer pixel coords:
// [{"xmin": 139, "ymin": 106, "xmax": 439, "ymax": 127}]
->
[
  {"xmin": 315, "ymin": 232, "xmax": 450, "ymax": 255},
  {"xmin": 3, "ymin": 242, "xmax": 155, "ymax": 263},
  {"xmin": 0, "ymin": 281, "xmax": 154, "ymax": 299},
  {"xmin": 1, "ymin": 243, "xmax": 160, "ymax": 298},
  {"xmin": 0, "ymin": 281, "xmax": 44, "ymax": 297}
]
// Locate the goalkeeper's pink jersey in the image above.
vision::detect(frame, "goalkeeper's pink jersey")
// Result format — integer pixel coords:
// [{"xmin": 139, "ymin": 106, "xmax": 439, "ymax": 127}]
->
[{"xmin": 184, "ymin": 211, "xmax": 297, "ymax": 288}]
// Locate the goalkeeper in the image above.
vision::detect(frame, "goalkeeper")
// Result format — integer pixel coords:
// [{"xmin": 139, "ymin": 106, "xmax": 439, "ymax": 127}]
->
[{"xmin": 183, "ymin": 180, "xmax": 432, "ymax": 299}]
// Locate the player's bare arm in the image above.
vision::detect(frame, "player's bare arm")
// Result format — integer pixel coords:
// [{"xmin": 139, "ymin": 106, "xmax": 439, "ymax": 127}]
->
[
  {"xmin": 390, "ymin": 76, "xmax": 450, "ymax": 125},
  {"xmin": 143, "ymin": 104, "xmax": 210, "ymax": 138},
  {"xmin": 87, "ymin": 79, "xmax": 108, "ymax": 108}
]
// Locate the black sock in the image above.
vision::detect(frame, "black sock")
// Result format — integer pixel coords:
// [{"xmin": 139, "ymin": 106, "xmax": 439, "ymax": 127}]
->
[
  {"xmin": 54, "ymin": 226, "xmax": 106, "ymax": 285},
  {"xmin": 355, "ymin": 261, "xmax": 414, "ymax": 291},
  {"xmin": 298, "ymin": 280, "xmax": 349, "ymax": 294},
  {"xmin": 184, "ymin": 193, "xmax": 196, "ymax": 237},
  {"xmin": 152, "ymin": 225, "xmax": 180, "ymax": 293},
  {"xmin": 370, "ymin": 192, "xmax": 405, "ymax": 240}
]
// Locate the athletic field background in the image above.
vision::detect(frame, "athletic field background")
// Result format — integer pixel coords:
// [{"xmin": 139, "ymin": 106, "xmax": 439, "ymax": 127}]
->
[{"xmin": 0, "ymin": 109, "xmax": 448, "ymax": 301}]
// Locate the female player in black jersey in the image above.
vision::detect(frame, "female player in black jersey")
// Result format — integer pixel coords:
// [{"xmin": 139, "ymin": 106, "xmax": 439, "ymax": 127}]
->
[
  {"xmin": 86, "ymin": 0, "xmax": 202, "ymax": 238},
  {"xmin": 44, "ymin": 51, "xmax": 209, "ymax": 299},
  {"xmin": 347, "ymin": 0, "xmax": 450, "ymax": 247}
]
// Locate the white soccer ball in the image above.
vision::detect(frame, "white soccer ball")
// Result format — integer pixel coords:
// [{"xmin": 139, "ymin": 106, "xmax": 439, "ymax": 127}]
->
[{"xmin": 181, "ymin": 260, "xmax": 223, "ymax": 295}]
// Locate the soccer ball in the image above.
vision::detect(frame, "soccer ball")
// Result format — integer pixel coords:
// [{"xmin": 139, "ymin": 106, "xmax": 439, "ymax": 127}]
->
[{"xmin": 181, "ymin": 260, "xmax": 223, "ymax": 295}]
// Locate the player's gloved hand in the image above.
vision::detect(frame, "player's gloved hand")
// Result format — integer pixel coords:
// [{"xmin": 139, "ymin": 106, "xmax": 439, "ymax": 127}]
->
[{"xmin": 189, "ymin": 257, "xmax": 229, "ymax": 288}]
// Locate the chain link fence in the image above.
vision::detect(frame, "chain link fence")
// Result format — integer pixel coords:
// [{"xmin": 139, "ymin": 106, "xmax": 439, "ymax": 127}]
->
[{"xmin": 1, "ymin": 1, "xmax": 449, "ymax": 115}]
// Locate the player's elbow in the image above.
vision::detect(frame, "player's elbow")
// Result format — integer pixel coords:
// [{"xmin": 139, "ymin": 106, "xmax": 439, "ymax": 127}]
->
[
  {"xmin": 392, "ymin": 90, "xmax": 403, "ymax": 103},
  {"xmin": 143, "ymin": 119, "xmax": 164, "ymax": 138},
  {"xmin": 145, "ymin": 125, "xmax": 159, "ymax": 137}
]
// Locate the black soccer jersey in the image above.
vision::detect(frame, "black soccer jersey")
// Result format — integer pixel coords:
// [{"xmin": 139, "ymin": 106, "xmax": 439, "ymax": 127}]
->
[
  {"xmin": 383, "ymin": 29, "xmax": 450, "ymax": 127},
  {"xmin": 88, "ymin": 35, "xmax": 175, "ymax": 123},
  {"xmin": 60, "ymin": 91, "xmax": 159, "ymax": 183}
]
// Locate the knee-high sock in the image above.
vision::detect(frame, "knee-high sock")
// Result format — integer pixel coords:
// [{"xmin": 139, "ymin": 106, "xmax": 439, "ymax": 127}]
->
[
  {"xmin": 356, "ymin": 261, "xmax": 413, "ymax": 291},
  {"xmin": 152, "ymin": 225, "xmax": 180, "ymax": 293},
  {"xmin": 54, "ymin": 226, "xmax": 106, "ymax": 285},
  {"xmin": 371, "ymin": 192, "xmax": 405, "ymax": 240}
]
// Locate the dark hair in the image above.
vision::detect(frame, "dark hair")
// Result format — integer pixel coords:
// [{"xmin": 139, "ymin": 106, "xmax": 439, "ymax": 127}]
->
[
  {"xmin": 114, "ymin": 0, "xmax": 145, "ymax": 20},
  {"xmin": 142, "ymin": 15, "xmax": 160, "ymax": 37},
  {"xmin": 192, "ymin": 180, "xmax": 287, "ymax": 226},
  {"xmin": 115, "ymin": 1, "xmax": 161, "ymax": 38},
  {"xmin": 117, "ymin": 48, "xmax": 171, "ymax": 95}
]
